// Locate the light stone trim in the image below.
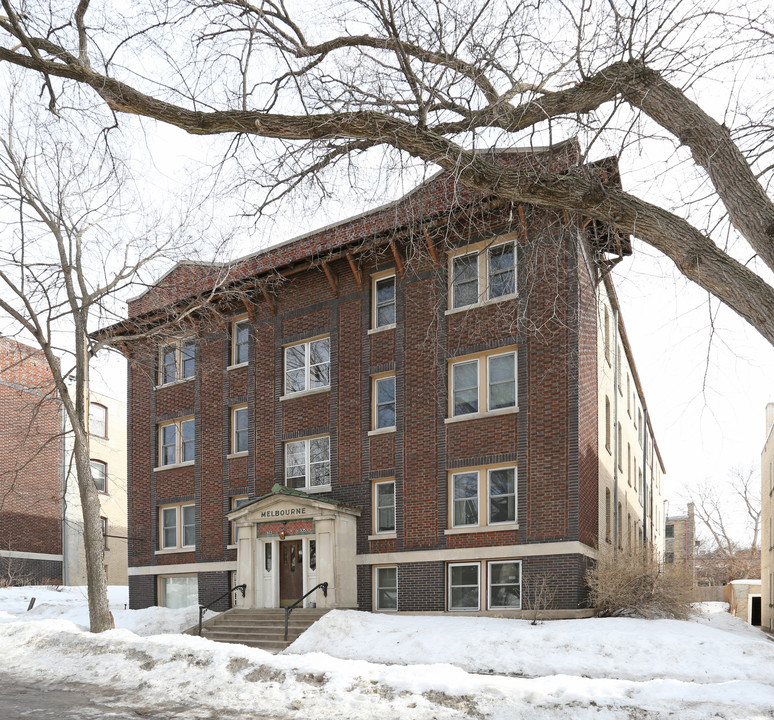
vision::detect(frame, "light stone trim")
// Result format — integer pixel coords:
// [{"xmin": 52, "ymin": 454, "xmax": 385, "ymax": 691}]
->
[
  {"xmin": 0, "ymin": 550, "xmax": 63, "ymax": 561},
  {"xmin": 128, "ymin": 560, "xmax": 236, "ymax": 576},
  {"xmin": 356, "ymin": 541, "xmax": 596, "ymax": 565}
]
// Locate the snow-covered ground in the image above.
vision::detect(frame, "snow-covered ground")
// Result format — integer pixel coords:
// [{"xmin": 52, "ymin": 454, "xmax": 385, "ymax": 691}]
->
[{"xmin": 1, "ymin": 587, "xmax": 772, "ymax": 719}]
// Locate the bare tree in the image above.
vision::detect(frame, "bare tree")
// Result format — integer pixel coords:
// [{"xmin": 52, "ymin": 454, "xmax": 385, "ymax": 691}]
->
[
  {"xmin": 690, "ymin": 467, "xmax": 761, "ymax": 583},
  {"xmin": 1, "ymin": 1, "xmax": 773, "ymax": 344},
  {"xmin": 0, "ymin": 85, "xmax": 232, "ymax": 631}
]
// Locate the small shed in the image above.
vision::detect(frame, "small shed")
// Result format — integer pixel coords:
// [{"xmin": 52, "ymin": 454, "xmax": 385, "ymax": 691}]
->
[{"xmin": 724, "ymin": 579, "xmax": 762, "ymax": 625}]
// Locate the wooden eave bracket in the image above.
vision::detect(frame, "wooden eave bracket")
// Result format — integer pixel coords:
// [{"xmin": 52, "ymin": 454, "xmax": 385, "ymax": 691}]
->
[
  {"xmin": 389, "ymin": 239, "xmax": 405, "ymax": 278},
  {"xmin": 518, "ymin": 205, "xmax": 529, "ymax": 243},
  {"xmin": 259, "ymin": 284, "xmax": 277, "ymax": 315},
  {"xmin": 241, "ymin": 297, "xmax": 258, "ymax": 323},
  {"xmin": 423, "ymin": 228, "xmax": 439, "ymax": 267},
  {"xmin": 346, "ymin": 253, "xmax": 364, "ymax": 291},
  {"xmin": 321, "ymin": 261, "xmax": 340, "ymax": 297}
]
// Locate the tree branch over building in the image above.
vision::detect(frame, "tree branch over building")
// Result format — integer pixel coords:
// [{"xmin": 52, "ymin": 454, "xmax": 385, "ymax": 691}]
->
[{"xmin": 1, "ymin": 1, "xmax": 773, "ymax": 344}]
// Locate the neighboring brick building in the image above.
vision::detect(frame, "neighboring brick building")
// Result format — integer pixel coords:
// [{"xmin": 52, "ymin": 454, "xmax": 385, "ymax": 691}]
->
[
  {"xmin": 0, "ymin": 337, "xmax": 63, "ymax": 584},
  {"xmin": 664, "ymin": 503, "xmax": 696, "ymax": 584},
  {"xmin": 107, "ymin": 140, "xmax": 665, "ymax": 615}
]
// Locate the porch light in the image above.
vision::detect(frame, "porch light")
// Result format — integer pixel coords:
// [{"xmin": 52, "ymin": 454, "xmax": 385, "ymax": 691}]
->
[{"xmin": 279, "ymin": 521, "xmax": 287, "ymax": 540}]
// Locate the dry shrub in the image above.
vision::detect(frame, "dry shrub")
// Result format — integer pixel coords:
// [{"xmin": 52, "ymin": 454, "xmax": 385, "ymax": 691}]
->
[{"xmin": 586, "ymin": 547, "xmax": 693, "ymax": 619}]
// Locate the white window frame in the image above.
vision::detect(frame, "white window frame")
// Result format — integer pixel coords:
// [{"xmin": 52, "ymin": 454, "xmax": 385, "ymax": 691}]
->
[
  {"xmin": 372, "ymin": 374, "xmax": 396, "ymax": 431},
  {"xmin": 90, "ymin": 459, "xmax": 107, "ymax": 494},
  {"xmin": 450, "ymin": 465, "xmax": 517, "ymax": 530},
  {"xmin": 283, "ymin": 336, "xmax": 331, "ymax": 396},
  {"xmin": 159, "ymin": 338, "xmax": 196, "ymax": 385},
  {"xmin": 375, "ymin": 566, "xmax": 398, "ymax": 611},
  {"xmin": 231, "ymin": 405, "xmax": 248, "ymax": 455},
  {"xmin": 488, "ymin": 560, "xmax": 522, "ymax": 610},
  {"xmin": 284, "ymin": 436, "xmax": 331, "ymax": 491},
  {"xmin": 159, "ymin": 503, "xmax": 195, "ymax": 550},
  {"xmin": 89, "ymin": 402, "xmax": 107, "ymax": 438},
  {"xmin": 448, "ymin": 237, "xmax": 516, "ymax": 311},
  {"xmin": 158, "ymin": 417, "xmax": 195, "ymax": 467},
  {"xmin": 372, "ymin": 272, "xmax": 396, "ymax": 329},
  {"xmin": 449, "ymin": 349, "xmax": 517, "ymax": 419},
  {"xmin": 158, "ymin": 574, "xmax": 198, "ymax": 609},
  {"xmin": 374, "ymin": 480, "xmax": 396, "ymax": 534},
  {"xmin": 232, "ymin": 317, "xmax": 250, "ymax": 366},
  {"xmin": 448, "ymin": 562, "xmax": 480, "ymax": 611}
]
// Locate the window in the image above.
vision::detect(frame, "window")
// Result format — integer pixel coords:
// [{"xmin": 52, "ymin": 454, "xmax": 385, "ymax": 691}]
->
[
  {"xmin": 449, "ymin": 349, "xmax": 516, "ymax": 418},
  {"xmin": 449, "ymin": 563, "xmax": 480, "ymax": 610},
  {"xmin": 604, "ymin": 306, "xmax": 611, "ymax": 364},
  {"xmin": 616, "ymin": 346, "xmax": 622, "ymax": 392},
  {"xmin": 617, "ymin": 423, "xmax": 622, "ymax": 471},
  {"xmin": 605, "ymin": 488, "xmax": 612, "ymax": 543},
  {"xmin": 101, "ymin": 516, "xmax": 108, "ymax": 549},
  {"xmin": 89, "ymin": 403, "xmax": 107, "ymax": 438},
  {"xmin": 158, "ymin": 418, "xmax": 195, "ymax": 466},
  {"xmin": 450, "ymin": 466, "xmax": 516, "ymax": 528},
  {"xmin": 285, "ymin": 436, "xmax": 330, "ymax": 490},
  {"xmin": 232, "ymin": 318, "xmax": 249, "ymax": 366},
  {"xmin": 627, "ymin": 443, "xmax": 632, "ymax": 486},
  {"xmin": 604, "ymin": 396, "xmax": 611, "ymax": 453},
  {"xmin": 488, "ymin": 561, "xmax": 521, "ymax": 609},
  {"xmin": 372, "ymin": 375, "xmax": 396, "ymax": 430},
  {"xmin": 617, "ymin": 502, "xmax": 623, "ymax": 549},
  {"xmin": 90, "ymin": 460, "xmax": 107, "ymax": 493},
  {"xmin": 626, "ymin": 374, "xmax": 631, "ymax": 416},
  {"xmin": 373, "ymin": 273, "xmax": 396, "ymax": 328},
  {"xmin": 637, "ymin": 409, "xmax": 643, "ymax": 446},
  {"xmin": 159, "ymin": 338, "xmax": 195, "ymax": 385},
  {"xmin": 230, "ymin": 495, "xmax": 250, "ymax": 544},
  {"xmin": 374, "ymin": 480, "xmax": 396, "ymax": 534},
  {"xmin": 375, "ymin": 566, "xmax": 398, "ymax": 611},
  {"xmin": 159, "ymin": 503, "xmax": 195, "ymax": 550},
  {"xmin": 159, "ymin": 575, "xmax": 198, "ymax": 609},
  {"xmin": 665, "ymin": 552, "xmax": 675, "ymax": 564},
  {"xmin": 449, "ymin": 238, "xmax": 516, "ymax": 310},
  {"xmin": 284, "ymin": 337, "xmax": 330, "ymax": 394},
  {"xmin": 665, "ymin": 524, "xmax": 674, "ymax": 539},
  {"xmin": 232, "ymin": 405, "xmax": 248, "ymax": 454},
  {"xmin": 265, "ymin": 544, "xmax": 272, "ymax": 572}
]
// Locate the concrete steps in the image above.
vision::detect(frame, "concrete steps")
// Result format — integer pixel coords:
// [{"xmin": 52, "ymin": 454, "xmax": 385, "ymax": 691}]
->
[{"xmin": 197, "ymin": 608, "xmax": 329, "ymax": 652}]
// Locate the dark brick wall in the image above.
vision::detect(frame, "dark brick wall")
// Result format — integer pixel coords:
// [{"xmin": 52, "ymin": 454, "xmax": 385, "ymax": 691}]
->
[
  {"xmin": 129, "ymin": 575, "xmax": 156, "ymax": 609},
  {"xmin": 0, "ymin": 556, "xmax": 62, "ymax": 585},
  {"xmin": 199, "ymin": 570, "xmax": 230, "ymax": 610}
]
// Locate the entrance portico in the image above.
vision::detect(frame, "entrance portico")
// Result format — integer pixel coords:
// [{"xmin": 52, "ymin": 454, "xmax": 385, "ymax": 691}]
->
[{"xmin": 228, "ymin": 484, "xmax": 361, "ymax": 610}]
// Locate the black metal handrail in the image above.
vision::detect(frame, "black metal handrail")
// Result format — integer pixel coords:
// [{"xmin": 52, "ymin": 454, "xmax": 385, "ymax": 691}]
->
[
  {"xmin": 198, "ymin": 583, "xmax": 246, "ymax": 636},
  {"xmin": 284, "ymin": 581, "xmax": 328, "ymax": 641}
]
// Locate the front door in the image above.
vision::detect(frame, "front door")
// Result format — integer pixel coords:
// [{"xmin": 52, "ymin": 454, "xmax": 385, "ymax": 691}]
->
[{"xmin": 279, "ymin": 539, "xmax": 303, "ymax": 606}]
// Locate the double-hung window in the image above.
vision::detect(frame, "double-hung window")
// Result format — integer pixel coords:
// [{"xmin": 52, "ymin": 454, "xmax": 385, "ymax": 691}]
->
[
  {"xmin": 488, "ymin": 561, "xmax": 521, "ymax": 609},
  {"xmin": 232, "ymin": 318, "xmax": 249, "ymax": 366},
  {"xmin": 372, "ymin": 274, "xmax": 396, "ymax": 328},
  {"xmin": 374, "ymin": 480, "xmax": 396, "ymax": 533},
  {"xmin": 232, "ymin": 405, "xmax": 248, "ymax": 454},
  {"xmin": 90, "ymin": 460, "xmax": 107, "ymax": 493},
  {"xmin": 375, "ymin": 566, "xmax": 398, "ymax": 611},
  {"xmin": 285, "ymin": 436, "xmax": 330, "ymax": 490},
  {"xmin": 159, "ymin": 339, "xmax": 195, "ymax": 385},
  {"xmin": 447, "ymin": 560, "xmax": 522, "ymax": 611},
  {"xmin": 89, "ymin": 403, "xmax": 107, "ymax": 438},
  {"xmin": 160, "ymin": 503, "xmax": 195, "ymax": 550},
  {"xmin": 450, "ymin": 466, "xmax": 516, "ymax": 528},
  {"xmin": 450, "ymin": 349, "xmax": 516, "ymax": 418},
  {"xmin": 449, "ymin": 563, "xmax": 480, "ymax": 610},
  {"xmin": 372, "ymin": 374, "xmax": 396, "ymax": 430},
  {"xmin": 158, "ymin": 418, "xmax": 195, "ymax": 467},
  {"xmin": 449, "ymin": 237, "xmax": 516, "ymax": 310},
  {"xmin": 284, "ymin": 337, "xmax": 330, "ymax": 394}
]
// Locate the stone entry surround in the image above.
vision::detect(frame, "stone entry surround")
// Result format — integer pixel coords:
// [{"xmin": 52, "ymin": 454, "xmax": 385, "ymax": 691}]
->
[{"xmin": 228, "ymin": 485, "xmax": 361, "ymax": 610}]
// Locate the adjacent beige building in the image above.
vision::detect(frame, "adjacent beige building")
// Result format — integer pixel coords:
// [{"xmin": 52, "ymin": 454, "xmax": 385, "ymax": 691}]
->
[
  {"xmin": 761, "ymin": 402, "xmax": 774, "ymax": 631},
  {"xmin": 665, "ymin": 503, "xmax": 696, "ymax": 584},
  {"xmin": 597, "ymin": 276, "xmax": 666, "ymax": 556},
  {"xmin": 63, "ymin": 388, "xmax": 128, "ymax": 585}
]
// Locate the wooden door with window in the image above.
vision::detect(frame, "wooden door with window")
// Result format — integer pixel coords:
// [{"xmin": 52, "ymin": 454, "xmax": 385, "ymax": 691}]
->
[{"xmin": 279, "ymin": 539, "xmax": 303, "ymax": 606}]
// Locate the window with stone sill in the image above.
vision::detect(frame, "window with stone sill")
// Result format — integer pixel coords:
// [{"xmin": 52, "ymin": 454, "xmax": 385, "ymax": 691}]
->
[
  {"xmin": 449, "ymin": 238, "xmax": 516, "ymax": 311},
  {"xmin": 285, "ymin": 436, "xmax": 330, "ymax": 490},
  {"xmin": 159, "ymin": 503, "xmax": 195, "ymax": 550},
  {"xmin": 449, "ymin": 349, "xmax": 516, "ymax": 418},
  {"xmin": 450, "ymin": 466, "xmax": 516, "ymax": 529},
  {"xmin": 284, "ymin": 336, "xmax": 330, "ymax": 395},
  {"xmin": 158, "ymin": 417, "xmax": 195, "ymax": 466},
  {"xmin": 159, "ymin": 338, "xmax": 195, "ymax": 385}
]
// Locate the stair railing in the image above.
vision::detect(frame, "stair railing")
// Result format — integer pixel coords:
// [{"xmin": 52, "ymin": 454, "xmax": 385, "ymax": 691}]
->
[
  {"xmin": 198, "ymin": 583, "xmax": 247, "ymax": 636},
  {"xmin": 284, "ymin": 581, "xmax": 328, "ymax": 642}
]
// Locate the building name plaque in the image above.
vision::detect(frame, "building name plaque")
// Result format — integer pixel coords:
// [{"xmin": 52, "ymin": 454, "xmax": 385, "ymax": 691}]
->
[{"xmin": 259, "ymin": 507, "xmax": 307, "ymax": 519}]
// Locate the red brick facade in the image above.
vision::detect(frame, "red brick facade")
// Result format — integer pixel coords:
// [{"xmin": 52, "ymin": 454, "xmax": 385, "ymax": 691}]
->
[
  {"xmin": 0, "ymin": 337, "xmax": 63, "ymax": 583},
  {"xmin": 119, "ymin": 143, "xmax": 625, "ymax": 613}
]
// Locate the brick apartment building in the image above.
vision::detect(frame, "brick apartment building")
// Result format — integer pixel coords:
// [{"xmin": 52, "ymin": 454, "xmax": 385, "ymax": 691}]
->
[
  {"xmin": 108, "ymin": 140, "xmax": 665, "ymax": 615},
  {"xmin": 0, "ymin": 337, "xmax": 63, "ymax": 583}
]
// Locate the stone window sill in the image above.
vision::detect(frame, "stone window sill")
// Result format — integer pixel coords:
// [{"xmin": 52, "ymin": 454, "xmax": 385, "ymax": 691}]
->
[
  {"xmin": 368, "ymin": 533, "xmax": 397, "ymax": 541},
  {"xmin": 367, "ymin": 324, "xmax": 396, "ymax": 335},
  {"xmin": 444, "ymin": 524, "xmax": 518, "ymax": 535},
  {"xmin": 227, "ymin": 361, "xmax": 249, "ymax": 371},
  {"xmin": 445, "ymin": 293, "xmax": 517, "ymax": 316},
  {"xmin": 155, "ymin": 547, "xmax": 195, "ymax": 555},
  {"xmin": 368, "ymin": 427, "xmax": 396, "ymax": 437},
  {"xmin": 444, "ymin": 407, "xmax": 519, "ymax": 424},
  {"xmin": 280, "ymin": 386, "xmax": 330, "ymax": 401},
  {"xmin": 227, "ymin": 452, "xmax": 248, "ymax": 460},
  {"xmin": 155, "ymin": 376, "xmax": 195, "ymax": 391},
  {"xmin": 153, "ymin": 461, "xmax": 195, "ymax": 472}
]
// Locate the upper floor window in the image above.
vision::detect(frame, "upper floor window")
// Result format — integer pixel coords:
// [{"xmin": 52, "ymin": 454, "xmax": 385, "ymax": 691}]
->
[
  {"xmin": 372, "ymin": 374, "xmax": 396, "ymax": 431},
  {"xmin": 450, "ymin": 466, "xmax": 516, "ymax": 528},
  {"xmin": 665, "ymin": 524, "xmax": 674, "ymax": 539},
  {"xmin": 284, "ymin": 337, "xmax": 330, "ymax": 395},
  {"xmin": 372, "ymin": 273, "xmax": 396, "ymax": 329},
  {"xmin": 285, "ymin": 436, "xmax": 330, "ymax": 490},
  {"xmin": 231, "ymin": 405, "xmax": 248, "ymax": 454},
  {"xmin": 160, "ymin": 503, "xmax": 195, "ymax": 550},
  {"xmin": 159, "ymin": 338, "xmax": 195, "ymax": 385},
  {"xmin": 449, "ymin": 238, "xmax": 515, "ymax": 310},
  {"xmin": 374, "ymin": 480, "xmax": 396, "ymax": 534},
  {"xmin": 101, "ymin": 516, "xmax": 108, "ymax": 549},
  {"xmin": 90, "ymin": 460, "xmax": 107, "ymax": 493},
  {"xmin": 158, "ymin": 417, "xmax": 195, "ymax": 467},
  {"xmin": 230, "ymin": 495, "xmax": 250, "ymax": 544},
  {"xmin": 232, "ymin": 317, "xmax": 249, "ymax": 366},
  {"xmin": 89, "ymin": 403, "xmax": 107, "ymax": 438},
  {"xmin": 449, "ymin": 349, "xmax": 516, "ymax": 418}
]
